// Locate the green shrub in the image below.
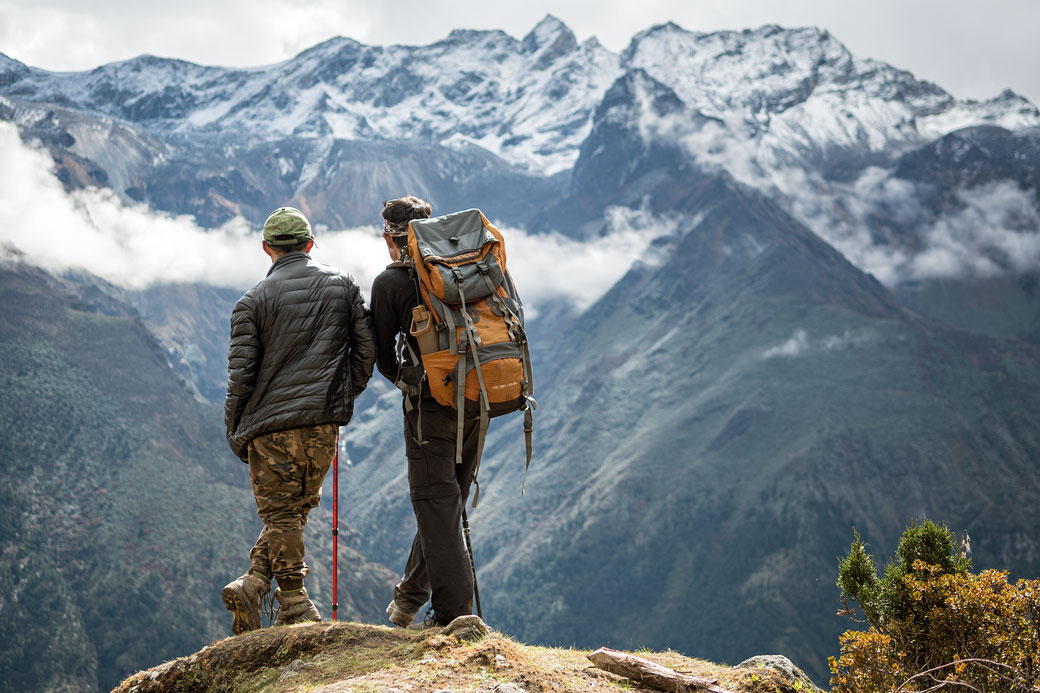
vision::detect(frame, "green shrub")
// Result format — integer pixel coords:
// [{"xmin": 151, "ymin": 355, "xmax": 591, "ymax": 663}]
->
[{"xmin": 830, "ymin": 520, "xmax": 1040, "ymax": 692}]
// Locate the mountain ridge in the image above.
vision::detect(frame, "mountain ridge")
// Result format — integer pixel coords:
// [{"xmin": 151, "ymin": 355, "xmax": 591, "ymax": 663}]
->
[{"xmin": 2, "ymin": 17, "xmax": 1034, "ymax": 182}]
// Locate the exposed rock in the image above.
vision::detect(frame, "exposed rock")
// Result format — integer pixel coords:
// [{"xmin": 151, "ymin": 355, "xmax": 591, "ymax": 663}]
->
[
  {"xmin": 737, "ymin": 655, "xmax": 821, "ymax": 692},
  {"xmin": 441, "ymin": 614, "xmax": 492, "ymax": 641},
  {"xmin": 277, "ymin": 658, "xmax": 318, "ymax": 682}
]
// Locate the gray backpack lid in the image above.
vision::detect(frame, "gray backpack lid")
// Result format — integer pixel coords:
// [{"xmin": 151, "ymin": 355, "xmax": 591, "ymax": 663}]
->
[{"xmin": 410, "ymin": 208, "xmax": 498, "ymax": 261}]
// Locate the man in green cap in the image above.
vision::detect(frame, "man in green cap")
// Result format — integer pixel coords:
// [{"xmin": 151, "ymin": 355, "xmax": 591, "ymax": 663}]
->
[{"xmin": 222, "ymin": 206, "xmax": 375, "ymax": 633}]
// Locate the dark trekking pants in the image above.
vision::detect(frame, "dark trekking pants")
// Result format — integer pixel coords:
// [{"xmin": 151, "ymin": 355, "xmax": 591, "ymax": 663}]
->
[
  {"xmin": 246, "ymin": 423, "xmax": 337, "ymax": 591},
  {"xmin": 394, "ymin": 398, "xmax": 479, "ymax": 625}
]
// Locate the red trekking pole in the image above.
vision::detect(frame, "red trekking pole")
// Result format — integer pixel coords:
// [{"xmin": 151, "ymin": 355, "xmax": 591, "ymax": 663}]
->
[{"xmin": 332, "ymin": 449, "xmax": 339, "ymax": 621}]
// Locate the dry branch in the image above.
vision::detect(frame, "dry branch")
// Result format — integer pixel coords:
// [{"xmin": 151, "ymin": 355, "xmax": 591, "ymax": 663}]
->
[{"xmin": 586, "ymin": 647, "xmax": 735, "ymax": 693}]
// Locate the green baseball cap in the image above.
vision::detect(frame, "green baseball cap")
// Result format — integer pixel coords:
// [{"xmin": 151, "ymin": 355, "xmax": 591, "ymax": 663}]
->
[{"xmin": 262, "ymin": 207, "xmax": 313, "ymax": 246}]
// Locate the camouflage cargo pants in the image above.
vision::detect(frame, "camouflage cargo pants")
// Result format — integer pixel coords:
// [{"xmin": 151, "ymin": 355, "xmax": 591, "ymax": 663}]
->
[{"xmin": 247, "ymin": 423, "xmax": 337, "ymax": 590}]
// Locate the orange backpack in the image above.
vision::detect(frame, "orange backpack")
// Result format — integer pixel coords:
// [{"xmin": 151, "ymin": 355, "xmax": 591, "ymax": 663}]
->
[{"xmin": 406, "ymin": 208, "xmax": 535, "ymax": 505}]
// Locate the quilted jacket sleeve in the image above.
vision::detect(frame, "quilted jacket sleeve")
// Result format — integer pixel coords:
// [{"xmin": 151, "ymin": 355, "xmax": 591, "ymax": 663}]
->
[
  {"xmin": 224, "ymin": 291, "xmax": 262, "ymax": 443},
  {"xmin": 347, "ymin": 281, "xmax": 375, "ymax": 399}
]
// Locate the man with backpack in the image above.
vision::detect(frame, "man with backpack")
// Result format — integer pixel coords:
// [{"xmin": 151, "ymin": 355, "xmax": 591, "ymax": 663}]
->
[
  {"xmin": 222, "ymin": 206, "xmax": 375, "ymax": 634},
  {"xmin": 369, "ymin": 196, "xmax": 481, "ymax": 628}
]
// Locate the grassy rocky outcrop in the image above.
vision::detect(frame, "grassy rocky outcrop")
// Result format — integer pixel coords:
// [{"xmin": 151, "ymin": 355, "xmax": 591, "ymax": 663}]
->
[{"xmin": 116, "ymin": 620, "xmax": 821, "ymax": 693}]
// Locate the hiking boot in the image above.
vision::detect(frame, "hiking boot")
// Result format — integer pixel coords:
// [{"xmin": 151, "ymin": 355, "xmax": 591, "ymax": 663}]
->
[
  {"xmin": 386, "ymin": 600, "xmax": 418, "ymax": 628},
  {"xmin": 411, "ymin": 607, "xmax": 454, "ymax": 630},
  {"xmin": 274, "ymin": 586, "xmax": 321, "ymax": 626},
  {"xmin": 222, "ymin": 571, "xmax": 271, "ymax": 635}
]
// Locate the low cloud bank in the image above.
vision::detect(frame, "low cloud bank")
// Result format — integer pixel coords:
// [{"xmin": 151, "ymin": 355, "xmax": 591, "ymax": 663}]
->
[
  {"xmin": 503, "ymin": 206, "xmax": 677, "ymax": 312},
  {"xmin": 765, "ymin": 162, "xmax": 1040, "ymax": 286},
  {"xmin": 0, "ymin": 121, "xmax": 390, "ymax": 290},
  {"xmin": 0, "ymin": 123, "xmax": 666, "ymax": 313},
  {"xmin": 643, "ymin": 105, "xmax": 1040, "ymax": 286}
]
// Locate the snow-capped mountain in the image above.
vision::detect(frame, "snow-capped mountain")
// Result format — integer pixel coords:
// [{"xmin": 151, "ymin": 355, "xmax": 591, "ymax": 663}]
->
[
  {"xmin": 623, "ymin": 23, "xmax": 1037, "ymax": 167},
  {"xmin": 3, "ymin": 16, "xmax": 1036, "ymax": 181},
  {"xmin": 1, "ymin": 16, "xmax": 618, "ymax": 175},
  {"xmin": 4, "ymin": 14, "xmax": 1038, "ymax": 333}
]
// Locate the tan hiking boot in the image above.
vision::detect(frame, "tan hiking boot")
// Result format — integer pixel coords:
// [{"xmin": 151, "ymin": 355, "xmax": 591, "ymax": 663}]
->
[
  {"xmin": 222, "ymin": 571, "xmax": 271, "ymax": 635},
  {"xmin": 274, "ymin": 586, "xmax": 321, "ymax": 626},
  {"xmin": 386, "ymin": 599, "xmax": 418, "ymax": 628}
]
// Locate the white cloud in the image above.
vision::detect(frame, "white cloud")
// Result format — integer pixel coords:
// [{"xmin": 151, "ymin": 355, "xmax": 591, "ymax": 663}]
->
[
  {"xmin": 0, "ymin": 122, "xmax": 668, "ymax": 313},
  {"xmin": 761, "ymin": 329, "xmax": 810, "ymax": 358},
  {"xmin": 498, "ymin": 205, "xmax": 677, "ymax": 313},
  {"xmin": 668, "ymin": 112, "xmax": 1040, "ymax": 287},
  {"xmin": 762, "ymin": 327, "xmax": 875, "ymax": 359},
  {"xmin": 811, "ymin": 173, "xmax": 1040, "ymax": 285},
  {"xmin": 909, "ymin": 182, "xmax": 1040, "ymax": 281},
  {"xmin": 822, "ymin": 328, "xmax": 876, "ymax": 351},
  {"xmin": 0, "ymin": 121, "xmax": 387, "ymax": 289}
]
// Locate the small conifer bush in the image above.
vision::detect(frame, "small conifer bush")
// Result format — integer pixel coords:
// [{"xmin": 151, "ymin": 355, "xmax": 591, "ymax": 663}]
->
[{"xmin": 829, "ymin": 519, "xmax": 1040, "ymax": 692}]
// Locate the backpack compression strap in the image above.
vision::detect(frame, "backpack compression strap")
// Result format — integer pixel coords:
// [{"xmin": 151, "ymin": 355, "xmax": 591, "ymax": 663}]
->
[{"xmin": 452, "ymin": 275, "xmax": 495, "ymax": 509}]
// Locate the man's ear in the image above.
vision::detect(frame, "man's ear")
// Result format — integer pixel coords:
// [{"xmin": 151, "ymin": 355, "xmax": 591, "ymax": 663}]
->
[
  {"xmin": 305, "ymin": 239, "xmax": 315, "ymax": 253},
  {"xmin": 262, "ymin": 240, "xmax": 278, "ymax": 261}
]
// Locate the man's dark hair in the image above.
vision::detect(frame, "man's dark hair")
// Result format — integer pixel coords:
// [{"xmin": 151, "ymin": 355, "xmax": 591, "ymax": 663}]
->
[
  {"xmin": 382, "ymin": 196, "xmax": 432, "ymax": 225},
  {"xmin": 382, "ymin": 196, "xmax": 432, "ymax": 249},
  {"xmin": 265, "ymin": 239, "xmax": 310, "ymax": 255}
]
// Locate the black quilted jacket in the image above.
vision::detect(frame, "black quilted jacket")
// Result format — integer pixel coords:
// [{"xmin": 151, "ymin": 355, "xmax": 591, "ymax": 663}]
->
[{"xmin": 224, "ymin": 252, "xmax": 375, "ymax": 461}]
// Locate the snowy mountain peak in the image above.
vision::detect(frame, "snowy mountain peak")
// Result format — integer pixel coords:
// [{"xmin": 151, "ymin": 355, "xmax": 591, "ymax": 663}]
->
[
  {"xmin": 581, "ymin": 36, "xmax": 604, "ymax": 50},
  {"xmin": 0, "ymin": 52, "xmax": 27, "ymax": 69},
  {"xmin": 619, "ymin": 20, "xmax": 1039, "ymax": 166},
  {"xmin": 295, "ymin": 36, "xmax": 362, "ymax": 59},
  {"xmin": 917, "ymin": 88, "xmax": 1040, "ymax": 139},
  {"xmin": 629, "ymin": 21, "xmax": 687, "ymax": 41},
  {"xmin": 523, "ymin": 15, "xmax": 574, "ymax": 48},
  {"xmin": 987, "ymin": 88, "xmax": 1039, "ymax": 116},
  {"xmin": 443, "ymin": 27, "xmax": 515, "ymax": 48},
  {"xmin": 522, "ymin": 14, "xmax": 578, "ymax": 68},
  {"xmin": 623, "ymin": 22, "xmax": 877, "ymax": 115},
  {"xmin": 1, "ymin": 20, "xmax": 1036, "ymax": 179},
  {"xmin": 0, "ymin": 53, "xmax": 29, "ymax": 85}
]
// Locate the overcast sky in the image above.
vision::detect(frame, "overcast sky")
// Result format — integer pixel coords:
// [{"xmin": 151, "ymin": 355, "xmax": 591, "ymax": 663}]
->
[{"xmin": 1, "ymin": 1, "xmax": 1037, "ymax": 105}]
